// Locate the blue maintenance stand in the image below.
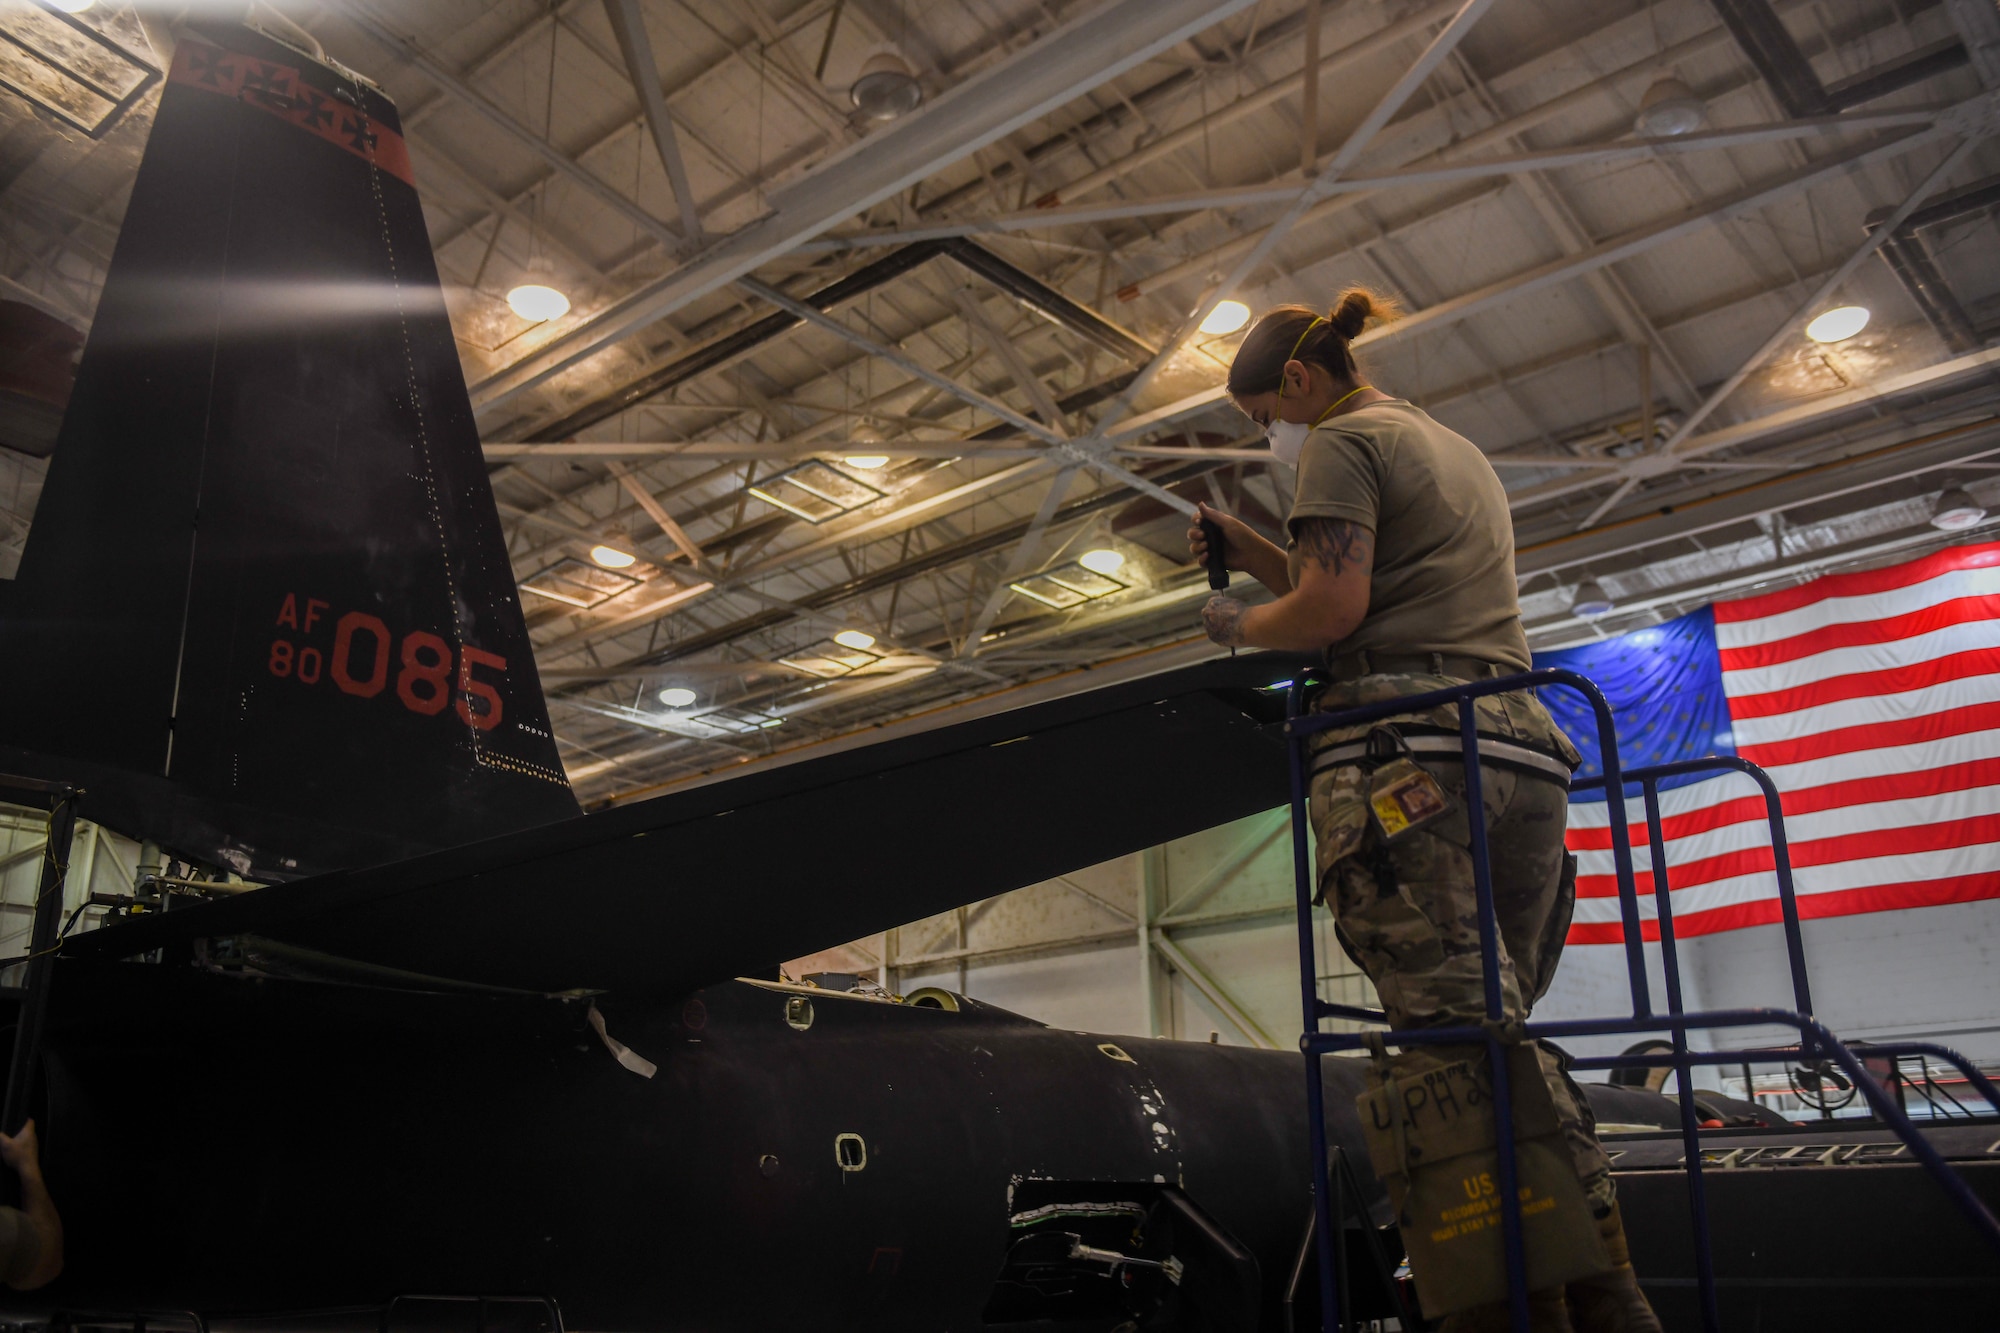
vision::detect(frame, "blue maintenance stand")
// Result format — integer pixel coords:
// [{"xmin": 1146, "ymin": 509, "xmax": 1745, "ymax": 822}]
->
[{"xmin": 1282, "ymin": 667, "xmax": 2000, "ymax": 1333}]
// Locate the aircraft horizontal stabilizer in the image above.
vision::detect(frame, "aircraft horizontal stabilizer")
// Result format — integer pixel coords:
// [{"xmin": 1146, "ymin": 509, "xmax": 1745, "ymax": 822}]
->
[{"xmin": 63, "ymin": 655, "xmax": 1303, "ymax": 995}]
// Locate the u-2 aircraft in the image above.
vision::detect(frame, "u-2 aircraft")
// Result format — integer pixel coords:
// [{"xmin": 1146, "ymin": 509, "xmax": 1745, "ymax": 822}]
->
[{"xmin": 0, "ymin": 18, "xmax": 1992, "ymax": 1333}]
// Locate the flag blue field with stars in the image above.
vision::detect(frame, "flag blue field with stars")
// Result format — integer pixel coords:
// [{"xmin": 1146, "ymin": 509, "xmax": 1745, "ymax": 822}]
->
[{"xmin": 1532, "ymin": 605, "xmax": 1735, "ymax": 797}]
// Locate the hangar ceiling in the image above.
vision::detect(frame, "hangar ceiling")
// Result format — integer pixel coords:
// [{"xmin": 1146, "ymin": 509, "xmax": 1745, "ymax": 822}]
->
[{"xmin": 1, "ymin": 0, "xmax": 1997, "ymax": 806}]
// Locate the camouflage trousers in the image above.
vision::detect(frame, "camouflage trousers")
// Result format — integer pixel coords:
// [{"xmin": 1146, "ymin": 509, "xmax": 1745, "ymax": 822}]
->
[{"xmin": 1307, "ymin": 672, "xmax": 1616, "ymax": 1215}]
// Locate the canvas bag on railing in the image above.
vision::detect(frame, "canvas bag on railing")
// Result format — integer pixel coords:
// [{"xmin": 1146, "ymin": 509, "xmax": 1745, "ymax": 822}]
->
[{"xmin": 1356, "ymin": 1043, "xmax": 1608, "ymax": 1315}]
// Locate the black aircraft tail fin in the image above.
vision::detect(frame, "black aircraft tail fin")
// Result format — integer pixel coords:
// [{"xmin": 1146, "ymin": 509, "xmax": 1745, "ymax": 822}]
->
[{"xmin": 0, "ymin": 22, "xmax": 579, "ymax": 879}]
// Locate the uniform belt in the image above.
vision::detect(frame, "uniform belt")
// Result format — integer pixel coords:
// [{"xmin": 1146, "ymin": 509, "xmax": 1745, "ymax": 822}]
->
[
  {"xmin": 1310, "ymin": 733, "xmax": 1574, "ymax": 787},
  {"xmin": 1322, "ymin": 649, "xmax": 1512, "ymax": 683}
]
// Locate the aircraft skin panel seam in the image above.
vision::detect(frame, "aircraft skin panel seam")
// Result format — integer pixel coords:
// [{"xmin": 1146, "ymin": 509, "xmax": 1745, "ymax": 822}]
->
[{"xmin": 342, "ymin": 60, "xmax": 566, "ymax": 794}]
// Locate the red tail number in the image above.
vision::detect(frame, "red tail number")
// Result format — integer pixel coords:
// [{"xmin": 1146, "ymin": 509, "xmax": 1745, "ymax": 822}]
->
[
  {"xmin": 331, "ymin": 612, "xmax": 390, "ymax": 697},
  {"xmin": 271, "ymin": 596, "xmax": 507, "ymax": 730},
  {"xmin": 456, "ymin": 647, "xmax": 507, "ymax": 731}
]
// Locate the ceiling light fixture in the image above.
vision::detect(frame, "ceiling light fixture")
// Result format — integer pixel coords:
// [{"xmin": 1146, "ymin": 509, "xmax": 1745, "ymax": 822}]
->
[
  {"xmin": 843, "ymin": 455, "xmax": 890, "ymax": 470},
  {"xmin": 833, "ymin": 629, "xmax": 877, "ymax": 651},
  {"xmin": 657, "ymin": 687, "xmax": 698, "ymax": 708},
  {"xmin": 782, "ymin": 634, "xmax": 882, "ymax": 678},
  {"xmin": 1571, "ymin": 579, "xmax": 1615, "ymax": 617},
  {"xmin": 748, "ymin": 461, "xmax": 885, "ymax": 523},
  {"xmin": 521, "ymin": 557, "xmax": 640, "ymax": 608},
  {"xmin": 1078, "ymin": 548, "xmax": 1126, "ymax": 575},
  {"xmin": 1635, "ymin": 75, "xmax": 1705, "ymax": 136},
  {"xmin": 48, "ymin": 0, "xmax": 95, "ymax": 11},
  {"xmin": 508, "ymin": 281, "xmax": 570, "ymax": 322},
  {"xmin": 1929, "ymin": 485, "xmax": 1987, "ymax": 532},
  {"xmin": 589, "ymin": 544, "xmax": 637, "ymax": 569},
  {"xmin": 1805, "ymin": 305, "xmax": 1870, "ymax": 343},
  {"xmin": 851, "ymin": 52, "xmax": 923, "ymax": 121},
  {"xmin": 1010, "ymin": 560, "xmax": 1128, "ymax": 608},
  {"xmin": 1199, "ymin": 300, "xmax": 1251, "ymax": 336}
]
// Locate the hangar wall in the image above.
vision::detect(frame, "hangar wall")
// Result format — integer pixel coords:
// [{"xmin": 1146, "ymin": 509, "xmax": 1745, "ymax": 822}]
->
[
  {"xmin": 11, "ymin": 796, "xmax": 1990, "ymax": 1078},
  {"xmin": 1694, "ymin": 902, "xmax": 2000, "ymax": 1065},
  {"xmin": 799, "ymin": 804, "xmax": 2000, "ymax": 1085},
  {"xmin": 1537, "ymin": 899, "xmax": 2000, "ymax": 1068},
  {"xmin": 0, "ymin": 805, "xmax": 142, "ymax": 969},
  {"xmin": 790, "ymin": 807, "xmax": 1378, "ymax": 1052}
]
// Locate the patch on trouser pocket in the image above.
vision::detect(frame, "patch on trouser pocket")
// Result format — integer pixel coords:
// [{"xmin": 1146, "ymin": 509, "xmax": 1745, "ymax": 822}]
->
[{"xmin": 1356, "ymin": 1046, "xmax": 1609, "ymax": 1316}]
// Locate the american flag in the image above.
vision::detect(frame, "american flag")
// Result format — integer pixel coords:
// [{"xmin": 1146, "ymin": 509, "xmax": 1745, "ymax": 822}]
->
[{"xmin": 1533, "ymin": 540, "xmax": 2000, "ymax": 946}]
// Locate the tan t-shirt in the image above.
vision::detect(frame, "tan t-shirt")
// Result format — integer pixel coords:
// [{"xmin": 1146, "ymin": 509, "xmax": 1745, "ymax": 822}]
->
[{"xmin": 1287, "ymin": 398, "xmax": 1529, "ymax": 669}]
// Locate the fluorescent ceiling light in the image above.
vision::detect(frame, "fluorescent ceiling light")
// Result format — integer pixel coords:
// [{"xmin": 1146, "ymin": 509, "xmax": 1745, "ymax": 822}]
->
[
  {"xmin": 843, "ymin": 455, "xmax": 889, "ymax": 469},
  {"xmin": 781, "ymin": 636, "xmax": 881, "ymax": 678},
  {"xmin": 1078, "ymin": 547, "xmax": 1125, "ymax": 575},
  {"xmin": 521, "ymin": 557, "xmax": 639, "ymax": 608},
  {"xmin": 508, "ymin": 283, "xmax": 571, "ymax": 322},
  {"xmin": 833, "ymin": 629, "xmax": 877, "ymax": 651},
  {"xmin": 0, "ymin": 0, "xmax": 152, "ymax": 137},
  {"xmin": 1010, "ymin": 560, "xmax": 1129, "ymax": 608},
  {"xmin": 657, "ymin": 687, "xmax": 698, "ymax": 708},
  {"xmin": 680, "ymin": 706, "xmax": 785, "ymax": 735},
  {"xmin": 1804, "ymin": 305, "xmax": 1869, "ymax": 343},
  {"xmin": 589, "ymin": 544, "xmax": 637, "ymax": 569},
  {"xmin": 1199, "ymin": 300, "xmax": 1250, "ymax": 335},
  {"xmin": 776, "ymin": 632, "xmax": 880, "ymax": 676},
  {"xmin": 748, "ymin": 461, "xmax": 885, "ymax": 522}
]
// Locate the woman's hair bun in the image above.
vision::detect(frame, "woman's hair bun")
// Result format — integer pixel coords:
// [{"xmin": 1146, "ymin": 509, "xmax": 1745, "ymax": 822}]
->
[
  {"xmin": 1328, "ymin": 286, "xmax": 1398, "ymax": 342},
  {"xmin": 1226, "ymin": 292, "xmax": 1397, "ymax": 396}
]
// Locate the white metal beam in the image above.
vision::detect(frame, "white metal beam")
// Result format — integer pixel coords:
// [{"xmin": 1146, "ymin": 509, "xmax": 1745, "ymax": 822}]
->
[
  {"xmin": 798, "ymin": 111, "xmax": 1939, "ymax": 250},
  {"xmin": 736, "ymin": 276, "xmax": 1064, "ymax": 443},
  {"xmin": 465, "ymin": 0, "xmax": 1264, "ymax": 412},
  {"xmin": 1105, "ymin": 0, "xmax": 1893, "ymax": 307},
  {"xmin": 959, "ymin": 465, "xmax": 1082, "ymax": 653},
  {"xmin": 1151, "ymin": 932, "xmax": 1278, "ymax": 1049},
  {"xmin": 484, "ymin": 440, "xmax": 1271, "ymax": 461},
  {"xmin": 1660, "ymin": 122, "xmax": 1995, "ymax": 457},
  {"xmin": 732, "ymin": 283, "xmax": 1223, "ymax": 528},
  {"xmin": 606, "ymin": 462, "xmax": 708, "ymax": 565},
  {"xmin": 1099, "ymin": 118, "xmax": 1960, "ymax": 444},
  {"xmin": 1098, "ymin": 0, "xmax": 1500, "ymax": 433},
  {"xmin": 1049, "ymin": 874, "xmax": 1137, "ymax": 925},
  {"xmin": 1946, "ymin": 0, "xmax": 2000, "ymax": 89},
  {"xmin": 341, "ymin": 4, "xmax": 685, "ymax": 251},
  {"xmin": 1514, "ymin": 364, "xmax": 2000, "ymax": 572},
  {"xmin": 601, "ymin": 0, "xmax": 703, "ymax": 244},
  {"xmin": 0, "ymin": 271, "xmax": 85, "ymax": 327},
  {"xmin": 952, "ymin": 289, "xmax": 1071, "ymax": 438},
  {"xmin": 1047, "ymin": 0, "xmax": 1461, "ymax": 209},
  {"xmin": 1159, "ymin": 810, "xmax": 1290, "ymax": 920}
]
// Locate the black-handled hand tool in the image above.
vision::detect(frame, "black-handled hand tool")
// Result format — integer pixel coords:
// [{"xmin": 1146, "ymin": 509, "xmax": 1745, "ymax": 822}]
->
[{"xmin": 1201, "ymin": 517, "xmax": 1229, "ymax": 591}]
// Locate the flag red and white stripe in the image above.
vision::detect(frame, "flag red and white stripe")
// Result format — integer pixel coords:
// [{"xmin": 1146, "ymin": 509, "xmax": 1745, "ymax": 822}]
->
[{"xmin": 1567, "ymin": 541, "xmax": 2000, "ymax": 944}]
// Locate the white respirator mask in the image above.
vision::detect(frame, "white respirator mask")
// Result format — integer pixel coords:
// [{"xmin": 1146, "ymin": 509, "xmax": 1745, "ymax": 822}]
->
[
  {"xmin": 1266, "ymin": 420, "xmax": 1309, "ymax": 467},
  {"xmin": 1252, "ymin": 315, "xmax": 1372, "ymax": 469}
]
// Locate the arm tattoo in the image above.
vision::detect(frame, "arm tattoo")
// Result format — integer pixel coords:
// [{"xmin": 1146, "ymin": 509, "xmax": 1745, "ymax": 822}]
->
[{"xmin": 1294, "ymin": 518, "xmax": 1373, "ymax": 576}]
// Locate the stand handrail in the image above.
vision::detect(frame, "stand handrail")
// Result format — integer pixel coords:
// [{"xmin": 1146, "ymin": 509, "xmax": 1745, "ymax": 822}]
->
[
  {"xmin": 1572, "ymin": 754, "xmax": 1812, "ymax": 1025},
  {"xmin": 1283, "ymin": 668, "xmax": 2000, "ymax": 1333}
]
